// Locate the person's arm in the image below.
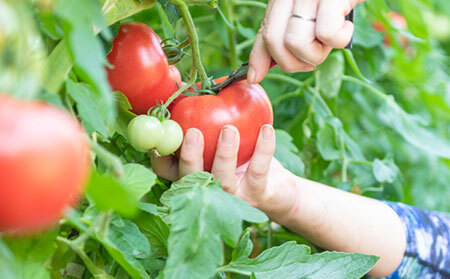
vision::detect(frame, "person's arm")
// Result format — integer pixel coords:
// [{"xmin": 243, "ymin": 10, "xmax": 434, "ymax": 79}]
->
[{"xmin": 151, "ymin": 125, "xmax": 406, "ymax": 277}]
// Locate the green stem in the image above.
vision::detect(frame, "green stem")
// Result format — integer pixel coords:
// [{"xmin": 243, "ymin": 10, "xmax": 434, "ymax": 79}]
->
[
  {"xmin": 232, "ymin": 0, "xmax": 267, "ymax": 8},
  {"xmin": 170, "ymin": 0, "xmax": 208, "ymax": 83},
  {"xmin": 341, "ymin": 75, "xmax": 388, "ymax": 100},
  {"xmin": 157, "ymin": 206, "xmax": 170, "ymax": 214},
  {"xmin": 177, "ymin": 38, "xmax": 190, "ymax": 49},
  {"xmin": 272, "ymin": 89, "xmax": 302, "ymax": 106},
  {"xmin": 220, "ymin": 1, "xmax": 238, "ymax": 69},
  {"xmin": 57, "ymin": 236, "xmax": 113, "ymax": 279},
  {"xmin": 236, "ymin": 38, "xmax": 254, "ymax": 51},
  {"xmin": 349, "ymin": 160, "xmax": 373, "ymax": 166},
  {"xmin": 267, "ymin": 221, "xmax": 273, "ymax": 249},
  {"xmin": 340, "ymin": 133, "xmax": 348, "ymax": 182},
  {"xmin": 264, "ymin": 73, "xmax": 305, "ymax": 87},
  {"xmin": 162, "ymin": 70, "xmax": 198, "ymax": 110},
  {"xmin": 89, "ymin": 137, "xmax": 124, "ymax": 177},
  {"xmin": 184, "ymin": 0, "xmax": 218, "ymax": 7}
]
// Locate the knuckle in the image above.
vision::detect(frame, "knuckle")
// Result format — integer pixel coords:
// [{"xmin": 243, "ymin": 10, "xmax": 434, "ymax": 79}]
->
[
  {"xmin": 250, "ymin": 166, "xmax": 268, "ymax": 180},
  {"xmin": 262, "ymin": 29, "xmax": 277, "ymax": 46},
  {"xmin": 214, "ymin": 149, "xmax": 235, "ymax": 161},
  {"xmin": 316, "ymin": 28, "xmax": 335, "ymax": 44},
  {"xmin": 284, "ymin": 34, "xmax": 302, "ymax": 51}
]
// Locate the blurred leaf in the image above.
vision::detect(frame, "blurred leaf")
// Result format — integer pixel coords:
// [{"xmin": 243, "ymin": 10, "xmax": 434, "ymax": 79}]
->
[
  {"xmin": 399, "ymin": 0, "xmax": 429, "ymax": 39},
  {"xmin": 119, "ymin": 164, "xmax": 157, "ymax": 200},
  {"xmin": 0, "ymin": 0, "xmax": 45, "ymax": 99},
  {"xmin": 103, "ymin": 0, "xmax": 157, "ymax": 26},
  {"xmin": 163, "ymin": 172, "xmax": 267, "ymax": 279},
  {"xmin": 274, "ymin": 129, "xmax": 305, "ymax": 176},
  {"xmin": 318, "ymin": 52, "xmax": 344, "ymax": 98},
  {"xmin": 66, "ymin": 80, "xmax": 109, "ymax": 137},
  {"xmin": 373, "ymin": 157, "xmax": 399, "ymax": 183},
  {"xmin": 138, "ymin": 202, "xmax": 158, "ymax": 215},
  {"xmin": 86, "ymin": 170, "xmax": 139, "ymax": 217},
  {"xmin": 378, "ymin": 97, "xmax": 450, "ymax": 158},
  {"xmin": 4, "ymin": 231, "xmax": 58, "ymax": 279},
  {"xmin": 317, "ymin": 118, "xmax": 342, "ymax": 161},
  {"xmin": 221, "ymin": 241, "xmax": 378, "ymax": 279},
  {"xmin": 353, "ymin": 4, "xmax": 383, "ymax": 48},
  {"xmin": 343, "ymin": 50, "xmax": 371, "ymax": 83},
  {"xmin": 0, "ymin": 237, "xmax": 16, "ymax": 279}
]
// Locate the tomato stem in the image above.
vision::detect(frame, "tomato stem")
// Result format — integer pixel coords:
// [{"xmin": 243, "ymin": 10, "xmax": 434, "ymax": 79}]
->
[
  {"xmin": 231, "ymin": 0, "xmax": 267, "ymax": 8},
  {"xmin": 184, "ymin": 0, "xmax": 218, "ymax": 7},
  {"xmin": 162, "ymin": 70, "xmax": 198, "ymax": 110},
  {"xmin": 170, "ymin": 0, "xmax": 208, "ymax": 83},
  {"xmin": 219, "ymin": 1, "xmax": 238, "ymax": 69}
]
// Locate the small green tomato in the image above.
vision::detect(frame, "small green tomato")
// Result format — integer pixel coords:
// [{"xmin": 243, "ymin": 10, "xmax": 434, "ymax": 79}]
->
[
  {"xmin": 156, "ymin": 119, "xmax": 183, "ymax": 156},
  {"xmin": 127, "ymin": 115, "xmax": 163, "ymax": 152}
]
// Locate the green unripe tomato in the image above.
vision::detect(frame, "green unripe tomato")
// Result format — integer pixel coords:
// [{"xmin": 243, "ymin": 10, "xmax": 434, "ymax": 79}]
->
[
  {"xmin": 127, "ymin": 115, "xmax": 163, "ymax": 152},
  {"xmin": 156, "ymin": 120, "xmax": 183, "ymax": 156}
]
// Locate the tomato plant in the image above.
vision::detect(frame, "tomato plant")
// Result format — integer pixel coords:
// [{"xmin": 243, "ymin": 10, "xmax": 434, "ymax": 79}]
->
[
  {"xmin": 171, "ymin": 80, "xmax": 273, "ymax": 171},
  {"xmin": 0, "ymin": 94, "xmax": 90, "ymax": 233},
  {"xmin": 0, "ymin": 0, "xmax": 449, "ymax": 279}
]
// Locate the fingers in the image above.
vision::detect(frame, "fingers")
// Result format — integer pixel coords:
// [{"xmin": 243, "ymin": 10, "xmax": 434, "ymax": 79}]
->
[
  {"xmin": 151, "ymin": 154, "xmax": 179, "ymax": 181},
  {"xmin": 261, "ymin": 0, "xmax": 314, "ymax": 73},
  {"xmin": 316, "ymin": 0, "xmax": 354, "ymax": 48},
  {"xmin": 248, "ymin": 28, "xmax": 272, "ymax": 84},
  {"xmin": 178, "ymin": 128, "xmax": 204, "ymax": 178},
  {"xmin": 212, "ymin": 126, "xmax": 240, "ymax": 194},
  {"xmin": 245, "ymin": 125, "xmax": 276, "ymax": 193},
  {"xmin": 285, "ymin": 0, "xmax": 332, "ymax": 66}
]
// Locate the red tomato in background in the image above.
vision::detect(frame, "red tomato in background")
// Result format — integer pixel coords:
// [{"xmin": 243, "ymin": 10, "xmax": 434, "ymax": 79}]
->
[
  {"xmin": 106, "ymin": 22, "xmax": 178, "ymax": 114},
  {"xmin": 0, "ymin": 94, "xmax": 90, "ymax": 234},
  {"xmin": 169, "ymin": 65, "xmax": 182, "ymax": 88},
  {"xmin": 372, "ymin": 12, "xmax": 409, "ymax": 47},
  {"xmin": 170, "ymin": 80, "xmax": 273, "ymax": 171}
]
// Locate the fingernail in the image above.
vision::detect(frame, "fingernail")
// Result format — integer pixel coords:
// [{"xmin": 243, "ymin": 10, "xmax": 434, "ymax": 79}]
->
[
  {"xmin": 247, "ymin": 66, "xmax": 256, "ymax": 84},
  {"xmin": 304, "ymin": 66, "xmax": 316, "ymax": 72},
  {"xmin": 221, "ymin": 126, "xmax": 235, "ymax": 145},
  {"xmin": 262, "ymin": 125, "xmax": 274, "ymax": 140},
  {"xmin": 185, "ymin": 129, "xmax": 199, "ymax": 147}
]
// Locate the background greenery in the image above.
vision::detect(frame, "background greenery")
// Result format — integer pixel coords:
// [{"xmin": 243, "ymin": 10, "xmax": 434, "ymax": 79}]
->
[{"xmin": 0, "ymin": 0, "xmax": 449, "ymax": 278}]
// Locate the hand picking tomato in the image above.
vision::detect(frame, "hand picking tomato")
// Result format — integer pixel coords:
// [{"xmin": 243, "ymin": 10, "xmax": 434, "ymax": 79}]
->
[
  {"xmin": 106, "ymin": 22, "xmax": 179, "ymax": 115},
  {"xmin": 170, "ymin": 80, "xmax": 273, "ymax": 171},
  {"xmin": 0, "ymin": 94, "xmax": 90, "ymax": 234}
]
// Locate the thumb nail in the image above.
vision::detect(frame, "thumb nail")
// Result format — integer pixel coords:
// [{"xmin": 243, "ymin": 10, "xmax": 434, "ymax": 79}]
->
[{"xmin": 247, "ymin": 66, "xmax": 256, "ymax": 84}]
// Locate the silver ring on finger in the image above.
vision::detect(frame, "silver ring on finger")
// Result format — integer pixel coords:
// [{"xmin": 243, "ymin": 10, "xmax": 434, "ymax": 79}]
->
[{"xmin": 291, "ymin": 14, "xmax": 316, "ymax": 22}]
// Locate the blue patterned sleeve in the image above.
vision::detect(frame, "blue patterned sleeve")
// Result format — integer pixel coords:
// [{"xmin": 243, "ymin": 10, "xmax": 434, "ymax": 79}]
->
[{"xmin": 381, "ymin": 201, "xmax": 450, "ymax": 279}]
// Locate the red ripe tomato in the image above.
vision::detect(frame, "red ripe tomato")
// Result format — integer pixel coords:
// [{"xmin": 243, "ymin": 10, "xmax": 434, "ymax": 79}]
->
[
  {"xmin": 106, "ymin": 22, "xmax": 178, "ymax": 115},
  {"xmin": 169, "ymin": 65, "xmax": 182, "ymax": 88},
  {"xmin": 0, "ymin": 94, "xmax": 90, "ymax": 234},
  {"xmin": 170, "ymin": 80, "xmax": 273, "ymax": 171},
  {"xmin": 372, "ymin": 12, "xmax": 408, "ymax": 47}
]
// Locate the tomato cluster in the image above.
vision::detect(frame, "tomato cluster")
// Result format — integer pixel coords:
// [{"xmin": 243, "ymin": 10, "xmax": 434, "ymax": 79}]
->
[
  {"xmin": 108, "ymin": 22, "xmax": 273, "ymax": 170},
  {"xmin": 128, "ymin": 115, "xmax": 183, "ymax": 156},
  {"xmin": 0, "ymin": 94, "xmax": 90, "ymax": 234}
]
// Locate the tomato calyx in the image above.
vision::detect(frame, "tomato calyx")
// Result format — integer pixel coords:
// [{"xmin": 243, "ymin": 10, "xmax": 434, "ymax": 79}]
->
[
  {"xmin": 148, "ymin": 105, "xmax": 171, "ymax": 122},
  {"xmin": 161, "ymin": 38, "xmax": 190, "ymax": 65}
]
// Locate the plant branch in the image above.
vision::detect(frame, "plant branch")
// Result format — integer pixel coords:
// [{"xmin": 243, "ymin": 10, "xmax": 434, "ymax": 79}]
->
[
  {"xmin": 232, "ymin": 0, "xmax": 267, "ymax": 8},
  {"xmin": 162, "ymin": 70, "xmax": 198, "ymax": 110},
  {"xmin": 219, "ymin": 1, "xmax": 238, "ymax": 69},
  {"xmin": 264, "ymin": 73, "xmax": 304, "ymax": 87},
  {"xmin": 170, "ymin": 0, "xmax": 208, "ymax": 83},
  {"xmin": 184, "ymin": 0, "xmax": 218, "ymax": 7}
]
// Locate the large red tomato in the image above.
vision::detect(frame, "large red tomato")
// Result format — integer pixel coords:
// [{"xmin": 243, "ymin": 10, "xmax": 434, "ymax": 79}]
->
[
  {"xmin": 106, "ymin": 22, "xmax": 178, "ymax": 115},
  {"xmin": 0, "ymin": 94, "xmax": 90, "ymax": 234},
  {"xmin": 170, "ymin": 80, "xmax": 273, "ymax": 171}
]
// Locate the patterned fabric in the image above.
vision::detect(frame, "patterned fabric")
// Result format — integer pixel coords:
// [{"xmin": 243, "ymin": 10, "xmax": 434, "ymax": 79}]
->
[{"xmin": 382, "ymin": 201, "xmax": 450, "ymax": 279}]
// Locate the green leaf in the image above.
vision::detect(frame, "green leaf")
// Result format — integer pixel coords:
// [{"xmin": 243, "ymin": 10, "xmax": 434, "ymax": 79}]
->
[
  {"xmin": 160, "ymin": 172, "xmax": 215, "ymax": 207},
  {"xmin": 317, "ymin": 52, "xmax": 344, "ymax": 98},
  {"xmin": 373, "ymin": 157, "xmax": 399, "ymax": 183},
  {"xmin": 378, "ymin": 97, "xmax": 450, "ymax": 158},
  {"xmin": 221, "ymin": 242, "xmax": 378, "ymax": 279},
  {"xmin": 109, "ymin": 218, "xmax": 151, "ymax": 260},
  {"xmin": 139, "ymin": 202, "xmax": 158, "ymax": 215},
  {"xmin": 274, "ymin": 129, "xmax": 305, "ymax": 176},
  {"xmin": 231, "ymin": 229, "xmax": 253, "ymax": 262},
  {"xmin": 103, "ymin": 0, "xmax": 157, "ymax": 26},
  {"xmin": 163, "ymin": 173, "xmax": 267, "ymax": 279},
  {"xmin": 135, "ymin": 213, "xmax": 170, "ymax": 257},
  {"xmin": 119, "ymin": 164, "xmax": 157, "ymax": 201},
  {"xmin": 66, "ymin": 80, "xmax": 109, "ymax": 137},
  {"xmin": 352, "ymin": 4, "xmax": 383, "ymax": 48},
  {"xmin": 4, "ymin": 232, "xmax": 58, "ymax": 279},
  {"xmin": 111, "ymin": 91, "xmax": 136, "ymax": 139},
  {"xmin": 317, "ymin": 118, "xmax": 342, "ymax": 161},
  {"xmin": 86, "ymin": 170, "xmax": 139, "ymax": 217}
]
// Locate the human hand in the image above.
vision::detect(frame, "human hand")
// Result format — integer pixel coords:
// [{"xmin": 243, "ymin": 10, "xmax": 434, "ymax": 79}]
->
[
  {"xmin": 248, "ymin": 0, "xmax": 363, "ymax": 83},
  {"xmin": 151, "ymin": 125, "xmax": 299, "ymax": 222}
]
